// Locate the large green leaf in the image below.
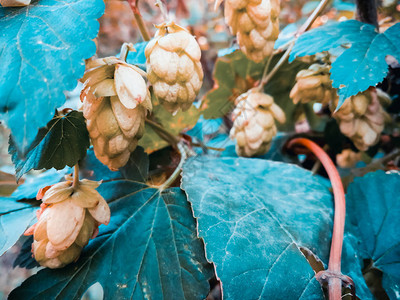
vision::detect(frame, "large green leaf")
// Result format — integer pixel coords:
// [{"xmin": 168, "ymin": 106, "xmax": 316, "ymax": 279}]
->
[
  {"xmin": 290, "ymin": 20, "xmax": 400, "ymax": 109},
  {"xmin": 9, "ymin": 181, "xmax": 213, "ymax": 299},
  {"xmin": 181, "ymin": 156, "xmax": 332, "ymax": 299},
  {"xmin": 346, "ymin": 170, "xmax": 400, "ymax": 298},
  {"xmin": 0, "ymin": 0, "xmax": 104, "ymax": 154},
  {"xmin": 0, "ymin": 197, "xmax": 37, "ymax": 256},
  {"xmin": 9, "ymin": 111, "xmax": 90, "ymax": 180}
]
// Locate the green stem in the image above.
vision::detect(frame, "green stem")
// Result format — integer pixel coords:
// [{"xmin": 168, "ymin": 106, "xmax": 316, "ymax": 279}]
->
[
  {"xmin": 72, "ymin": 164, "xmax": 80, "ymax": 188},
  {"xmin": 155, "ymin": 0, "xmax": 169, "ymax": 21},
  {"xmin": 296, "ymin": 0, "xmax": 331, "ymax": 36},
  {"xmin": 159, "ymin": 142, "xmax": 187, "ymax": 191}
]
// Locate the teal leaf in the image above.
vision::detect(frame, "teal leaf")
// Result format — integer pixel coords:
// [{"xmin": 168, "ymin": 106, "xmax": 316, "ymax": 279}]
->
[
  {"xmin": 9, "ymin": 111, "xmax": 90, "ymax": 181},
  {"xmin": 181, "ymin": 156, "xmax": 333, "ymax": 299},
  {"xmin": 346, "ymin": 170, "xmax": 400, "ymax": 298},
  {"xmin": 0, "ymin": 0, "xmax": 105, "ymax": 154},
  {"xmin": 290, "ymin": 21, "xmax": 400, "ymax": 109},
  {"xmin": 9, "ymin": 182, "xmax": 213, "ymax": 299},
  {"xmin": 0, "ymin": 197, "xmax": 37, "ymax": 256}
]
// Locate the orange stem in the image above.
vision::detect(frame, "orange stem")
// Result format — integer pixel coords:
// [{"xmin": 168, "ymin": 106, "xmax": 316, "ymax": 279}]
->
[{"xmin": 288, "ymin": 138, "xmax": 346, "ymax": 300}]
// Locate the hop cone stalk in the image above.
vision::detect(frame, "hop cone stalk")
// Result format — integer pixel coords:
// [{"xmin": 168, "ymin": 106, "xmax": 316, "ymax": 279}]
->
[
  {"xmin": 290, "ymin": 64, "xmax": 335, "ymax": 105},
  {"xmin": 330, "ymin": 90, "xmax": 389, "ymax": 151},
  {"xmin": 145, "ymin": 21, "xmax": 204, "ymax": 114},
  {"xmin": 81, "ymin": 57, "xmax": 152, "ymax": 171},
  {"xmin": 24, "ymin": 176, "xmax": 111, "ymax": 269},
  {"xmin": 230, "ymin": 89, "xmax": 286, "ymax": 157},
  {"xmin": 224, "ymin": 0, "xmax": 280, "ymax": 62}
]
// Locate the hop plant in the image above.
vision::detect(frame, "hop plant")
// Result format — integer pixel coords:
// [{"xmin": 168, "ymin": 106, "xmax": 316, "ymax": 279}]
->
[
  {"xmin": 224, "ymin": 0, "xmax": 280, "ymax": 63},
  {"xmin": 230, "ymin": 89, "xmax": 286, "ymax": 157},
  {"xmin": 24, "ymin": 176, "xmax": 110, "ymax": 269},
  {"xmin": 330, "ymin": 90, "xmax": 388, "ymax": 151},
  {"xmin": 290, "ymin": 64, "xmax": 335, "ymax": 105},
  {"xmin": 145, "ymin": 21, "xmax": 204, "ymax": 114},
  {"xmin": 81, "ymin": 57, "xmax": 152, "ymax": 171},
  {"xmin": 0, "ymin": 0, "xmax": 30, "ymax": 6}
]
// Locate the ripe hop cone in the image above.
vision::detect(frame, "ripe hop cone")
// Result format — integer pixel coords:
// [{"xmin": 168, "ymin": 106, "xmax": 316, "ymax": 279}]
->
[
  {"xmin": 224, "ymin": 0, "xmax": 280, "ymax": 62},
  {"xmin": 81, "ymin": 57, "xmax": 152, "ymax": 171},
  {"xmin": 230, "ymin": 89, "xmax": 286, "ymax": 157},
  {"xmin": 330, "ymin": 90, "xmax": 389, "ymax": 151},
  {"xmin": 290, "ymin": 64, "xmax": 335, "ymax": 105},
  {"xmin": 145, "ymin": 21, "xmax": 204, "ymax": 114},
  {"xmin": 24, "ymin": 177, "xmax": 110, "ymax": 269}
]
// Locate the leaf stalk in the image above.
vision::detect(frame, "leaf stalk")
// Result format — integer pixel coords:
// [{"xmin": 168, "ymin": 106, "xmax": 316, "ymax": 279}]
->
[{"xmin": 127, "ymin": 0, "xmax": 151, "ymax": 41}]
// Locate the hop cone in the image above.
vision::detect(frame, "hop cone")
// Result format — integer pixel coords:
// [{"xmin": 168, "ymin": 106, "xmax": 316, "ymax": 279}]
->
[
  {"xmin": 0, "ymin": 0, "xmax": 30, "ymax": 6},
  {"xmin": 225, "ymin": 0, "xmax": 280, "ymax": 62},
  {"xmin": 331, "ymin": 90, "xmax": 389, "ymax": 151},
  {"xmin": 81, "ymin": 57, "xmax": 152, "ymax": 171},
  {"xmin": 145, "ymin": 21, "xmax": 203, "ymax": 113},
  {"xmin": 230, "ymin": 90, "xmax": 286, "ymax": 157},
  {"xmin": 290, "ymin": 64, "xmax": 335, "ymax": 105},
  {"xmin": 25, "ymin": 177, "xmax": 110, "ymax": 269}
]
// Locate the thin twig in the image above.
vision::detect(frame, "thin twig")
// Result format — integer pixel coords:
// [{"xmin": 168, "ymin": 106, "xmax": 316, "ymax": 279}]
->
[
  {"xmin": 127, "ymin": 0, "xmax": 151, "ymax": 41},
  {"xmin": 260, "ymin": 42, "xmax": 294, "ymax": 87},
  {"xmin": 296, "ymin": 0, "xmax": 330, "ymax": 36},
  {"xmin": 191, "ymin": 142, "xmax": 226, "ymax": 152}
]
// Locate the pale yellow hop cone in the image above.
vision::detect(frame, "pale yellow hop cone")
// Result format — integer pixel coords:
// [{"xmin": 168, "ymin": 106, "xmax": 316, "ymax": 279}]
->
[
  {"xmin": 330, "ymin": 90, "xmax": 388, "ymax": 151},
  {"xmin": 81, "ymin": 57, "xmax": 152, "ymax": 171},
  {"xmin": 24, "ymin": 177, "xmax": 111, "ymax": 269},
  {"xmin": 0, "ymin": 0, "xmax": 30, "ymax": 6},
  {"xmin": 230, "ymin": 90, "xmax": 285, "ymax": 157},
  {"xmin": 290, "ymin": 64, "xmax": 335, "ymax": 105},
  {"xmin": 145, "ymin": 21, "xmax": 204, "ymax": 114},
  {"xmin": 225, "ymin": 0, "xmax": 280, "ymax": 62}
]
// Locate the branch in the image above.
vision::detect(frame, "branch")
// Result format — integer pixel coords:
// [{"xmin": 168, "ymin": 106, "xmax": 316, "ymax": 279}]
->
[
  {"xmin": 127, "ymin": 0, "xmax": 151, "ymax": 41},
  {"xmin": 72, "ymin": 164, "xmax": 80, "ymax": 188}
]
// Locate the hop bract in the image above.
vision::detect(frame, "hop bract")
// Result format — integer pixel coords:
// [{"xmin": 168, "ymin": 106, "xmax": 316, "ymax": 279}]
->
[
  {"xmin": 224, "ymin": 0, "xmax": 280, "ymax": 62},
  {"xmin": 81, "ymin": 57, "xmax": 152, "ymax": 171},
  {"xmin": 145, "ymin": 21, "xmax": 204, "ymax": 114},
  {"xmin": 290, "ymin": 64, "xmax": 335, "ymax": 105},
  {"xmin": 25, "ymin": 177, "xmax": 111, "ymax": 269},
  {"xmin": 230, "ymin": 89, "xmax": 286, "ymax": 157}
]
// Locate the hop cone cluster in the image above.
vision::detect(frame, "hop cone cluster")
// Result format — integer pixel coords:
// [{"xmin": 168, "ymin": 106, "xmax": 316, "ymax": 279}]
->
[
  {"xmin": 230, "ymin": 90, "xmax": 286, "ymax": 157},
  {"xmin": 224, "ymin": 0, "xmax": 280, "ymax": 62},
  {"xmin": 330, "ymin": 91, "xmax": 388, "ymax": 151},
  {"xmin": 145, "ymin": 21, "xmax": 203, "ymax": 113},
  {"xmin": 81, "ymin": 57, "xmax": 152, "ymax": 171},
  {"xmin": 25, "ymin": 176, "xmax": 110, "ymax": 269},
  {"xmin": 290, "ymin": 64, "xmax": 335, "ymax": 105}
]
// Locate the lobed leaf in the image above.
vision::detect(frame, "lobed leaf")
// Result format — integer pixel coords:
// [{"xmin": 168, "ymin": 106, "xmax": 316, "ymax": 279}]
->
[
  {"xmin": 0, "ymin": 0, "xmax": 104, "ymax": 154},
  {"xmin": 10, "ymin": 182, "xmax": 213, "ymax": 299},
  {"xmin": 181, "ymin": 156, "xmax": 333, "ymax": 299}
]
